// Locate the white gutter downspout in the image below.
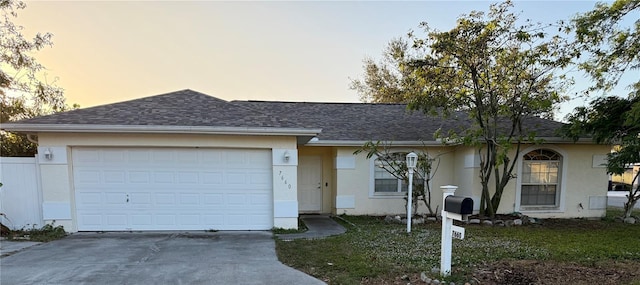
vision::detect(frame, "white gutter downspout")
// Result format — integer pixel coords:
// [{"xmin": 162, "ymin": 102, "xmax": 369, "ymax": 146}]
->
[{"xmin": 26, "ymin": 134, "xmax": 38, "ymax": 144}]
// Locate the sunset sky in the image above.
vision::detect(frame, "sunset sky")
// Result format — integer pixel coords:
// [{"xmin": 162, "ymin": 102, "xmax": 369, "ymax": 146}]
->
[{"xmin": 15, "ymin": 1, "xmax": 636, "ymax": 120}]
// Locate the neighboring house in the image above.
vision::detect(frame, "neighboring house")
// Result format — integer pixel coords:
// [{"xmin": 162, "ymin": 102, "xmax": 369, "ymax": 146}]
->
[
  {"xmin": 0, "ymin": 90, "xmax": 610, "ymax": 232},
  {"xmin": 611, "ymin": 164, "xmax": 640, "ymax": 188}
]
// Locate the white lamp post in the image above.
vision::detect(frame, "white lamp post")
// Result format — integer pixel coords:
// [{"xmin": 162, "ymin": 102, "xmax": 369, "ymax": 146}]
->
[{"xmin": 406, "ymin": 152, "xmax": 418, "ymax": 233}]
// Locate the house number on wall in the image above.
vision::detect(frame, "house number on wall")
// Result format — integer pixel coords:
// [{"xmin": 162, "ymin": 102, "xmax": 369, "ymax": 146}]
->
[{"xmin": 278, "ymin": 171, "xmax": 292, "ymax": 190}]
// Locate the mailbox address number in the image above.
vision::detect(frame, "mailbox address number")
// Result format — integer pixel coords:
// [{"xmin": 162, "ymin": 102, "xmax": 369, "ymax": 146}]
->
[{"xmin": 451, "ymin": 225, "xmax": 465, "ymax": 240}]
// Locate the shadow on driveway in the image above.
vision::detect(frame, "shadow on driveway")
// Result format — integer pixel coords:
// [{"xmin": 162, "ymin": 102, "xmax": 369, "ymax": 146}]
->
[{"xmin": 1, "ymin": 231, "xmax": 325, "ymax": 285}]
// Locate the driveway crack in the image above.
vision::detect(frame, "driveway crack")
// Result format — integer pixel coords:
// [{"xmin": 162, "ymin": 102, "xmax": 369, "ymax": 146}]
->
[{"xmin": 137, "ymin": 233, "xmax": 179, "ymax": 263}]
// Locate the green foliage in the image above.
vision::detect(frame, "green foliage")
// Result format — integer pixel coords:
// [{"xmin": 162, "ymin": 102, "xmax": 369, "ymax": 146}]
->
[
  {"xmin": 0, "ymin": 132, "xmax": 36, "ymax": 156},
  {"xmin": 0, "ymin": 0, "xmax": 75, "ymax": 157},
  {"xmin": 5, "ymin": 222, "xmax": 66, "ymax": 242},
  {"xmin": 563, "ymin": 1, "xmax": 640, "ymax": 219},
  {"xmin": 563, "ymin": 95, "xmax": 640, "ymax": 218},
  {"xmin": 351, "ymin": 1, "xmax": 569, "ymax": 217},
  {"xmin": 276, "ymin": 214, "xmax": 640, "ymax": 284},
  {"xmin": 272, "ymin": 218, "xmax": 309, "ymax": 234},
  {"xmin": 568, "ymin": 0, "xmax": 640, "ymax": 94}
]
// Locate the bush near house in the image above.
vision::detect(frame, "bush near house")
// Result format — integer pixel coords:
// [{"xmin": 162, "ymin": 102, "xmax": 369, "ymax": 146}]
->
[
  {"xmin": 276, "ymin": 209, "xmax": 640, "ymax": 285},
  {"xmin": 1, "ymin": 223, "xmax": 66, "ymax": 242}
]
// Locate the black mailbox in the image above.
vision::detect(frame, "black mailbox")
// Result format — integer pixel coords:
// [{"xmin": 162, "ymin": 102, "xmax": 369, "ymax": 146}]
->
[{"xmin": 444, "ymin": 196, "xmax": 473, "ymax": 215}]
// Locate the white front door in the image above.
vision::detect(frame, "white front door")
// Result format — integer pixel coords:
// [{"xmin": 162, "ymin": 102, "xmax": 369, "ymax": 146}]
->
[{"xmin": 297, "ymin": 155, "xmax": 322, "ymax": 212}]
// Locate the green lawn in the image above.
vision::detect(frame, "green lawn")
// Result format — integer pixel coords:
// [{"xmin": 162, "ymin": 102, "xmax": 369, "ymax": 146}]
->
[{"xmin": 275, "ymin": 208, "xmax": 640, "ymax": 284}]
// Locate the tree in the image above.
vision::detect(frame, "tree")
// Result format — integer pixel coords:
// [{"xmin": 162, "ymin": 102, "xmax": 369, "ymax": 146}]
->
[
  {"xmin": 351, "ymin": 1, "xmax": 569, "ymax": 218},
  {"xmin": 568, "ymin": 0, "xmax": 639, "ymax": 94},
  {"xmin": 563, "ymin": 96, "xmax": 640, "ymax": 218},
  {"xmin": 354, "ymin": 141, "xmax": 444, "ymax": 217},
  {"xmin": 563, "ymin": 0, "xmax": 640, "ymax": 219},
  {"xmin": 0, "ymin": 0, "xmax": 71, "ymax": 157}
]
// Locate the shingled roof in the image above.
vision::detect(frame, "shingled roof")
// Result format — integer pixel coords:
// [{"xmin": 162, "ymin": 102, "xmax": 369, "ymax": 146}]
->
[
  {"xmin": 10, "ymin": 90, "xmax": 302, "ymax": 128},
  {"xmin": 231, "ymin": 100, "xmax": 565, "ymax": 142},
  {"xmin": 2, "ymin": 89, "xmax": 566, "ymax": 143}
]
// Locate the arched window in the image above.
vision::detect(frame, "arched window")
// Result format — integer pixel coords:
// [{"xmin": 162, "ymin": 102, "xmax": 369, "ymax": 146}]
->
[{"xmin": 521, "ymin": 149, "xmax": 561, "ymax": 206}]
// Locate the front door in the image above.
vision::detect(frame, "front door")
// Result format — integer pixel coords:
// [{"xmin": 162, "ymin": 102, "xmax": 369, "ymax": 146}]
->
[{"xmin": 298, "ymin": 155, "xmax": 322, "ymax": 212}]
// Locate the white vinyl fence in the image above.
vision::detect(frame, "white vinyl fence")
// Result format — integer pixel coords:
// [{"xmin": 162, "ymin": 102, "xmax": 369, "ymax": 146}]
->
[{"xmin": 0, "ymin": 157, "xmax": 44, "ymax": 230}]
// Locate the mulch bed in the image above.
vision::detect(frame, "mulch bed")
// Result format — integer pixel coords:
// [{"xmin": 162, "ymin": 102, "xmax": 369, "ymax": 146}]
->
[{"xmin": 472, "ymin": 260, "xmax": 640, "ymax": 285}]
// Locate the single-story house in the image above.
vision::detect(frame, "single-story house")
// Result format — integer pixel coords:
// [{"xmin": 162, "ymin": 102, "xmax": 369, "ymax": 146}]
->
[{"xmin": 0, "ymin": 89, "xmax": 610, "ymax": 232}]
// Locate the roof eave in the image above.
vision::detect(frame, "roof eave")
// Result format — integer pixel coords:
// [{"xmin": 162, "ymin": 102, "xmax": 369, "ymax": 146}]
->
[
  {"xmin": 305, "ymin": 140, "xmax": 445, "ymax": 147},
  {"xmin": 305, "ymin": 137, "xmax": 598, "ymax": 147},
  {"xmin": 0, "ymin": 124, "xmax": 322, "ymax": 137}
]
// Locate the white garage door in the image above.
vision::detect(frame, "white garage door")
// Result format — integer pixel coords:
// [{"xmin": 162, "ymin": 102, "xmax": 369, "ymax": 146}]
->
[{"xmin": 73, "ymin": 147, "xmax": 273, "ymax": 231}]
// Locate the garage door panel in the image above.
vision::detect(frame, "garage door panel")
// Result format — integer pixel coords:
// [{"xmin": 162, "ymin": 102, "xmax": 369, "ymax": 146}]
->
[
  {"xmin": 130, "ymin": 193, "xmax": 151, "ymax": 205},
  {"xmin": 130, "ymin": 214, "xmax": 152, "ymax": 226},
  {"xmin": 106, "ymin": 215, "xmax": 127, "ymax": 226},
  {"xmin": 73, "ymin": 147, "xmax": 273, "ymax": 231},
  {"xmin": 128, "ymin": 150, "xmax": 150, "ymax": 162},
  {"xmin": 202, "ymin": 172, "xmax": 223, "ymax": 184},
  {"xmin": 129, "ymin": 171, "xmax": 150, "ymax": 183},
  {"xmin": 76, "ymin": 170, "xmax": 101, "ymax": 184},
  {"xmin": 202, "ymin": 214, "xmax": 224, "ymax": 226},
  {"xmin": 103, "ymin": 149, "xmax": 126, "ymax": 163},
  {"xmin": 76, "ymin": 192, "xmax": 102, "ymax": 205},
  {"xmin": 104, "ymin": 171, "xmax": 126, "ymax": 183},
  {"xmin": 105, "ymin": 192, "xmax": 127, "ymax": 205},
  {"xmin": 179, "ymin": 193, "xmax": 200, "ymax": 205},
  {"xmin": 78, "ymin": 214, "xmax": 101, "ymax": 227},
  {"xmin": 154, "ymin": 172, "xmax": 175, "ymax": 183},
  {"xmin": 177, "ymin": 172, "xmax": 198, "ymax": 183},
  {"xmin": 156, "ymin": 193, "xmax": 177, "ymax": 204}
]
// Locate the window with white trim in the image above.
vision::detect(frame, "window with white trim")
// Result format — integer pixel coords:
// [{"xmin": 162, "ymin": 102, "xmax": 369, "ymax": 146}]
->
[
  {"xmin": 374, "ymin": 159, "xmax": 407, "ymax": 194},
  {"xmin": 521, "ymin": 149, "xmax": 561, "ymax": 207}
]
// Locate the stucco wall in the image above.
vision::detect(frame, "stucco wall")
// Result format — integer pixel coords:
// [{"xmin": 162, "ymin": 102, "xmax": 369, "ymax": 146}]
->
[
  {"xmin": 38, "ymin": 133, "xmax": 296, "ymax": 149},
  {"xmin": 36, "ymin": 132, "xmax": 298, "ymax": 232},
  {"xmin": 461, "ymin": 144, "xmax": 610, "ymax": 218},
  {"xmin": 518, "ymin": 144, "xmax": 610, "ymax": 218},
  {"xmin": 333, "ymin": 143, "xmax": 609, "ymax": 219},
  {"xmin": 333, "ymin": 146, "xmax": 456, "ymax": 216}
]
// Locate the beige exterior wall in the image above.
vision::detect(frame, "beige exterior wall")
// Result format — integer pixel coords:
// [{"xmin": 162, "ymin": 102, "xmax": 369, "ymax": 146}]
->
[
  {"xmin": 332, "ymin": 143, "xmax": 609, "ymax": 219},
  {"xmin": 462, "ymin": 144, "xmax": 610, "ymax": 218},
  {"xmin": 36, "ymin": 132, "xmax": 299, "ymax": 232},
  {"xmin": 35, "ymin": 131, "xmax": 611, "ymax": 229},
  {"xmin": 519, "ymin": 144, "xmax": 609, "ymax": 218},
  {"xmin": 333, "ymin": 146, "xmax": 457, "ymax": 216},
  {"xmin": 38, "ymin": 133, "xmax": 296, "ymax": 149},
  {"xmin": 451, "ymin": 146, "xmax": 478, "ymax": 204}
]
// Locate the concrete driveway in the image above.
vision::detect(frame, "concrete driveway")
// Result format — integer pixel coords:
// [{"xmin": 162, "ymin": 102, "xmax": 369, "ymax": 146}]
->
[
  {"xmin": 608, "ymin": 191, "xmax": 640, "ymax": 208},
  {"xmin": 0, "ymin": 231, "xmax": 325, "ymax": 285}
]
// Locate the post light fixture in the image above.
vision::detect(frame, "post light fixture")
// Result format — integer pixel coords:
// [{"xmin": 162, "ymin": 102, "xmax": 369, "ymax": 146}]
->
[
  {"xmin": 406, "ymin": 152, "xmax": 418, "ymax": 172},
  {"xmin": 44, "ymin": 148, "xmax": 53, "ymax": 160},
  {"xmin": 406, "ymin": 152, "xmax": 418, "ymax": 233},
  {"xmin": 283, "ymin": 150, "xmax": 290, "ymax": 163}
]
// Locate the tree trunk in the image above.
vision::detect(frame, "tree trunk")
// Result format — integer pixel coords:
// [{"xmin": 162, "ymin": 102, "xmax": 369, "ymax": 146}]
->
[
  {"xmin": 623, "ymin": 190, "xmax": 640, "ymax": 219},
  {"xmin": 623, "ymin": 174, "xmax": 640, "ymax": 219}
]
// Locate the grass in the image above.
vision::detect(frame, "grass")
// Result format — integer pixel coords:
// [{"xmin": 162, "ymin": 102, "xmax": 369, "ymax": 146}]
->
[
  {"xmin": 275, "ymin": 208, "xmax": 640, "ymax": 284},
  {"xmin": 272, "ymin": 217, "xmax": 309, "ymax": 234}
]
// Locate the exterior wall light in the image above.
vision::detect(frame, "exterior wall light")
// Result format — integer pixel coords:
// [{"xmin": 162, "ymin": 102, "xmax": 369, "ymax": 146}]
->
[
  {"xmin": 44, "ymin": 148, "xmax": 53, "ymax": 160},
  {"xmin": 283, "ymin": 151, "xmax": 290, "ymax": 162}
]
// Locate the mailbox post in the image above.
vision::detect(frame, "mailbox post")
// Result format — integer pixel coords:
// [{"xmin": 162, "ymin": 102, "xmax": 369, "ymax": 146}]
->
[{"xmin": 440, "ymin": 185, "xmax": 473, "ymax": 277}]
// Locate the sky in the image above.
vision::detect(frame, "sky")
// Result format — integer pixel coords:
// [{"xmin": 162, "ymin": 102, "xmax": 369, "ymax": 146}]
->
[{"xmin": 14, "ymin": 1, "xmax": 637, "ymax": 120}]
